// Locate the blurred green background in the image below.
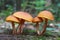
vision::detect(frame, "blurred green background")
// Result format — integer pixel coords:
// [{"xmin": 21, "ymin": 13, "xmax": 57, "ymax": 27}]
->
[{"xmin": 0, "ymin": 0, "xmax": 60, "ymax": 22}]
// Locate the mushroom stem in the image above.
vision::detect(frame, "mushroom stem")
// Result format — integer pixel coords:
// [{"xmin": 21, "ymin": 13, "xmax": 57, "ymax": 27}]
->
[
  {"xmin": 20, "ymin": 23, "xmax": 24, "ymax": 34},
  {"xmin": 12, "ymin": 22, "xmax": 16, "ymax": 34},
  {"xmin": 17, "ymin": 19, "xmax": 25, "ymax": 34},
  {"xmin": 35, "ymin": 22, "xmax": 40, "ymax": 35},
  {"xmin": 40, "ymin": 18, "xmax": 48, "ymax": 35}
]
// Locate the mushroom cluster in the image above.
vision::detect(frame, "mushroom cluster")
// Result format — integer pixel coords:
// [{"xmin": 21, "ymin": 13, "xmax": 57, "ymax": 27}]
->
[
  {"xmin": 13, "ymin": 11, "xmax": 33, "ymax": 34},
  {"xmin": 6, "ymin": 11, "xmax": 33, "ymax": 35},
  {"xmin": 37, "ymin": 10, "xmax": 54, "ymax": 35},
  {"xmin": 6, "ymin": 10, "xmax": 54, "ymax": 35}
]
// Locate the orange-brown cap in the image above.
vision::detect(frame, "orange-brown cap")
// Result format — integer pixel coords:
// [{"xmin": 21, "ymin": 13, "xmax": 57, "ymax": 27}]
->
[
  {"xmin": 32, "ymin": 17, "xmax": 43, "ymax": 23},
  {"xmin": 6, "ymin": 15, "xmax": 19, "ymax": 23},
  {"xmin": 37, "ymin": 10, "xmax": 54, "ymax": 20},
  {"xmin": 13, "ymin": 11, "xmax": 33, "ymax": 22}
]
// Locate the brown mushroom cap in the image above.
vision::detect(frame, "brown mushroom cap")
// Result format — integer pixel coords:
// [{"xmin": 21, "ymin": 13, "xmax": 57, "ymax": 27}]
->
[
  {"xmin": 32, "ymin": 17, "xmax": 43, "ymax": 23},
  {"xmin": 13, "ymin": 11, "xmax": 33, "ymax": 22},
  {"xmin": 6, "ymin": 15, "xmax": 20, "ymax": 23},
  {"xmin": 37, "ymin": 10, "xmax": 54, "ymax": 20}
]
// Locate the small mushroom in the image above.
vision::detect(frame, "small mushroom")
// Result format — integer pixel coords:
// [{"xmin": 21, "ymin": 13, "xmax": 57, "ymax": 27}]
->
[
  {"xmin": 32, "ymin": 17, "xmax": 43, "ymax": 35},
  {"xmin": 37, "ymin": 10, "xmax": 54, "ymax": 35},
  {"xmin": 13, "ymin": 11, "xmax": 33, "ymax": 34},
  {"xmin": 6, "ymin": 15, "xmax": 20, "ymax": 34}
]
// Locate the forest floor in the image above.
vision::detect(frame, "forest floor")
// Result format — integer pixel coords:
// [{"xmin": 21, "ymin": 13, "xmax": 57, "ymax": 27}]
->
[
  {"xmin": 0, "ymin": 33, "xmax": 58, "ymax": 40},
  {"xmin": 0, "ymin": 30, "xmax": 60, "ymax": 40},
  {"xmin": 0, "ymin": 20, "xmax": 60, "ymax": 40}
]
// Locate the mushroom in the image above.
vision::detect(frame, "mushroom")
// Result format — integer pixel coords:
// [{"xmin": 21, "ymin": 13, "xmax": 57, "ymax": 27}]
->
[
  {"xmin": 13, "ymin": 11, "xmax": 33, "ymax": 34},
  {"xmin": 37, "ymin": 10, "xmax": 54, "ymax": 35},
  {"xmin": 32, "ymin": 17, "xmax": 43, "ymax": 35},
  {"xmin": 6, "ymin": 15, "xmax": 20, "ymax": 34}
]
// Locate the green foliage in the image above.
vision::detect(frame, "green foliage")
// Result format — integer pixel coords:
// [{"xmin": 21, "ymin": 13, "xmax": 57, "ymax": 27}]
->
[
  {"xmin": 0, "ymin": 5, "xmax": 13, "ymax": 19},
  {"xmin": 0, "ymin": 0, "xmax": 4, "ymax": 6},
  {"xmin": 57, "ymin": 37, "xmax": 60, "ymax": 40},
  {"xmin": 29, "ymin": 0, "xmax": 46, "ymax": 10}
]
